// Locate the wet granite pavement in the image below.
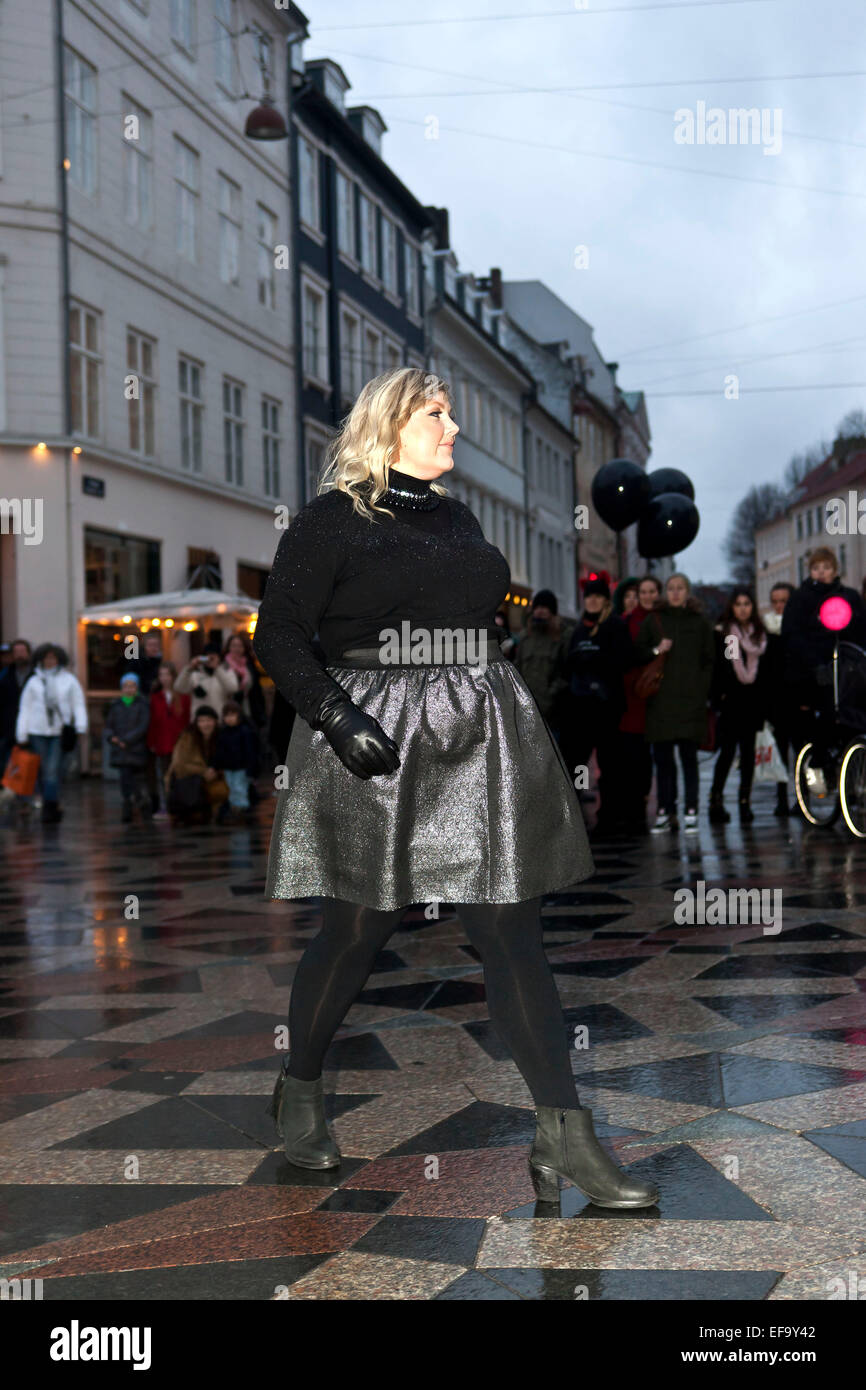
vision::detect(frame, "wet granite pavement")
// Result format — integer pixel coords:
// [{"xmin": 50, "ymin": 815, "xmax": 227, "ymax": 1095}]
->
[{"xmin": 1, "ymin": 768, "xmax": 865, "ymax": 1301}]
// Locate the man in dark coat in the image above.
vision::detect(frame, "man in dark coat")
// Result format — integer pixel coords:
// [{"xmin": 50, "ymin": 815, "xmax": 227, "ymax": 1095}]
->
[
  {"xmin": 782, "ymin": 547, "xmax": 866, "ymax": 755},
  {"xmin": 513, "ymin": 588, "xmax": 573, "ymax": 732},
  {"xmin": 0, "ymin": 639, "xmax": 33, "ymax": 772},
  {"xmin": 557, "ymin": 578, "xmax": 635, "ymax": 835}
]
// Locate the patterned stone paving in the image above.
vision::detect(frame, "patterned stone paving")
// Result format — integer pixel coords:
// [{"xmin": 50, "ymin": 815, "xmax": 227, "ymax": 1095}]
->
[{"xmin": 1, "ymin": 768, "xmax": 865, "ymax": 1300}]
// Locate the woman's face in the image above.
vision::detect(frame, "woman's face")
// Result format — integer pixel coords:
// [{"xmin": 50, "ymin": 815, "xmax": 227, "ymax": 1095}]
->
[
  {"xmin": 733, "ymin": 594, "xmax": 753, "ymax": 624},
  {"xmin": 158, "ymin": 664, "xmax": 173, "ymax": 689},
  {"xmin": 622, "ymin": 587, "xmax": 638, "ymax": 614},
  {"xmin": 196, "ymin": 715, "xmax": 216, "ymax": 739},
  {"xmin": 393, "ymin": 394, "xmax": 458, "ymax": 479},
  {"xmin": 639, "ymin": 581, "xmax": 660, "ymax": 609},
  {"xmin": 584, "ymin": 594, "xmax": 605, "ymax": 615},
  {"xmin": 810, "ymin": 560, "xmax": 836, "ymax": 584},
  {"xmin": 228, "ymin": 637, "xmax": 245, "ymax": 659},
  {"xmin": 667, "ymin": 577, "xmax": 688, "ymax": 607},
  {"xmin": 41, "ymin": 651, "xmax": 59, "ymax": 669}
]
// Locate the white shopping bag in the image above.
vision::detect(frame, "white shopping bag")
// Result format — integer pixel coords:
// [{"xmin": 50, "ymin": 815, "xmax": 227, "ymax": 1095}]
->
[{"xmin": 754, "ymin": 722, "xmax": 788, "ymax": 784}]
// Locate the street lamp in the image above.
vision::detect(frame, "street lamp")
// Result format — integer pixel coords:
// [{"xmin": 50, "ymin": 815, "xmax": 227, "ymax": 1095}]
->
[{"xmin": 244, "ymin": 31, "xmax": 288, "ymax": 141}]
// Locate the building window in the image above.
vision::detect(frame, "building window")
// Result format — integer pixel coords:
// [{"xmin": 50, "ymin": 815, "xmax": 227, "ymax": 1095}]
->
[
  {"xmin": 218, "ymin": 172, "xmax": 242, "ymax": 285},
  {"xmin": 256, "ymin": 204, "xmax": 277, "ymax": 308},
  {"xmin": 214, "ymin": 0, "xmax": 235, "ymax": 89},
  {"xmin": 64, "ymin": 48, "xmax": 97, "ymax": 194},
  {"xmin": 384, "ymin": 340, "xmax": 401, "ymax": 372},
  {"xmin": 839, "ymin": 543, "xmax": 847, "ymax": 575},
  {"xmin": 69, "ymin": 302, "xmax": 101, "ymax": 438},
  {"xmin": 806, "ymin": 510, "xmax": 813, "ymax": 537},
  {"xmin": 170, "ymin": 0, "xmax": 196, "ymax": 53},
  {"xmin": 340, "ymin": 308, "xmax": 361, "ymax": 400},
  {"xmin": 404, "ymin": 240, "xmax": 419, "ymax": 314},
  {"xmin": 174, "ymin": 136, "xmax": 199, "ymax": 261},
  {"xmin": 84, "ymin": 527, "xmax": 160, "ymax": 607},
  {"xmin": 262, "ymin": 397, "xmax": 280, "ymax": 497},
  {"xmin": 359, "ymin": 194, "xmax": 377, "ymax": 275},
  {"xmin": 122, "ymin": 96, "xmax": 152, "ymax": 230},
  {"xmin": 798, "ymin": 554, "xmax": 806, "ymax": 583},
  {"xmin": 223, "ymin": 376, "xmax": 244, "ymax": 484},
  {"xmin": 302, "ymin": 281, "xmax": 328, "ymax": 383},
  {"xmin": 179, "ymin": 355, "xmax": 203, "ymax": 471},
  {"xmin": 126, "ymin": 329, "xmax": 156, "ymax": 457},
  {"xmin": 299, "ymin": 137, "xmax": 320, "ymax": 230},
  {"xmin": 382, "ymin": 217, "xmax": 398, "ymax": 292},
  {"xmin": 336, "ymin": 171, "xmax": 355, "ymax": 257},
  {"xmin": 237, "ymin": 562, "xmax": 269, "ymax": 601},
  {"xmin": 796, "ymin": 512, "xmax": 803, "ymax": 540},
  {"xmin": 364, "ymin": 327, "xmax": 381, "ymax": 380}
]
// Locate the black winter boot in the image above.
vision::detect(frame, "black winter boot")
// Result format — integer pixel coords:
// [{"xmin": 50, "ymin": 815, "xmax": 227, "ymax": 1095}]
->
[
  {"xmin": 41, "ymin": 800, "xmax": 62, "ymax": 824},
  {"xmin": 708, "ymin": 793, "xmax": 730, "ymax": 824},
  {"xmin": 267, "ymin": 1057, "xmax": 341, "ymax": 1169},
  {"xmin": 530, "ymin": 1105, "xmax": 659, "ymax": 1208}
]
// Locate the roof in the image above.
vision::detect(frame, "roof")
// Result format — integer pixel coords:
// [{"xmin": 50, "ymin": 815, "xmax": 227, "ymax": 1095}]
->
[{"xmin": 793, "ymin": 449, "xmax": 866, "ymax": 505}]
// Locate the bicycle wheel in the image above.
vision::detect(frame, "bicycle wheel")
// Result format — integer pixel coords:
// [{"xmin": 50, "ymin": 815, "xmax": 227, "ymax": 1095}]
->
[
  {"xmin": 840, "ymin": 740, "xmax": 866, "ymax": 837},
  {"xmin": 794, "ymin": 742, "xmax": 842, "ymax": 826}
]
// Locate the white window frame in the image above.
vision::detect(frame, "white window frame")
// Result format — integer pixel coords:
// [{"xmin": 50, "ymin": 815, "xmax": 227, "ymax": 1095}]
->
[
  {"xmin": 404, "ymin": 239, "xmax": 419, "ymax": 314},
  {"xmin": 179, "ymin": 354, "xmax": 203, "ymax": 472},
  {"xmin": 126, "ymin": 328, "xmax": 157, "ymax": 458},
  {"xmin": 64, "ymin": 48, "xmax": 97, "ymax": 194},
  {"xmin": 170, "ymin": 0, "xmax": 196, "ymax": 55},
  {"xmin": 382, "ymin": 216, "xmax": 398, "ymax": 293},
  {"xmin": 223, "ymin": 375, "xmax": 245, "ymax": 485},
  {"xmin": 336, "ymin": 170, "xmax": 356, "ymax": 259},
  {"xmin": 69, "ymin": 301, "xmax": 101, "ymax": 439},
  {"xmin": 256, "ymin": 203, "xmax": 277, "ymax": 309},
  {"xmin": 359, "ymin": 194, "xmax": 377, "ymax": 276},
  {"xmin": 364, "ymin": 325, "xmax": 381, "ymax": 381},
  {"xmin": 174, "ymin": 136, "xmax": 199, "ymax": 262},
  {"xmin": 218, "ymin": 172, "xmax": 242, "ymax": 286},
  {"xmin": 262, "ymin": 396, "xmax": 281, "ymax": 497},
  {"xmin": 299, "ymin": 137, "xmax": 320, "ymax": 232},
  {"xmin": 214, "ymin": 0, "xmax": 236, "ymax": 91},
  {"xmin": 384, "ymin": 338, "xmax": 401, "ymax": 373},
  {"xmin": 340, "ymin": 306, "xmax": 361, "ymax": 400},
  {"xmin": 302, "ymin": 278, "xmax": 329, "ymax": 385},
  {"xmin": 122, "ymin": 95, "xmax": 153, "ymax": 231}
]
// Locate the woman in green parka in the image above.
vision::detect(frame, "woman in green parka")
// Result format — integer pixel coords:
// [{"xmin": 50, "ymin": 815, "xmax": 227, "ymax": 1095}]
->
[{"xmin": 634, "ymin": 572, "xmax": 715, "ymax": 835}]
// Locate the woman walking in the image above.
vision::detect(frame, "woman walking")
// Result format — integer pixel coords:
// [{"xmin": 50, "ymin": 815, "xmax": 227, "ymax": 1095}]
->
[
  {"xmin": 617, "ymin": 575, "xmax": 663, "ymax": 833},
  {"xmin": 634, "ymin": 573, "xmax": 715, "ymax": 835},
  {"xmin": 15, "ymin": 643, "xmax": 88, "ymax": 824},
  {"xmin": 253, "ymin": 367, "xmax": 658, "ymax": 1210},
  {"xmin": 708, "ymin": 590, "xmax": 768, "ymax": 824}
]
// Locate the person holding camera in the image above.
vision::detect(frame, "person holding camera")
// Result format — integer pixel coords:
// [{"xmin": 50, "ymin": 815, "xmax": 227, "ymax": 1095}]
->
[{"xmin": 175, "ymin": 642, "xmax": 239, "ymax": 721}]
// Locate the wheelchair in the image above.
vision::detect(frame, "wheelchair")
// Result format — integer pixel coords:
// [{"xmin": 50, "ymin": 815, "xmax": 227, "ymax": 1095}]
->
[{"xmin": 794, "ymin": 640, "xmax": 866, "ymax": 837}]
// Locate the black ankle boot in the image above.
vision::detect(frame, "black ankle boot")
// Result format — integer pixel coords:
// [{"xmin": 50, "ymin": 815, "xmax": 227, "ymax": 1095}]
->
[
  {"xmin": 708, "ymin": 793, "xmax": 730, "ymax": 823},
  {"xmin": 739, "ymin": 797, "xmax": 754, "ymax": 822},
  {"xmin": 530, "ymin": 1106, "xmax": 659, "ymax": 1209},
  {"xmin": 266, "ymin": 1057, "xmax": 341, "ymax": 1169}
]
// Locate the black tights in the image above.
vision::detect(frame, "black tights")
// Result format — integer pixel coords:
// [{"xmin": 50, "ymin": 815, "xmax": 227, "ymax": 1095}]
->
[{"xmin": 285, "ymin": 896, "xmax": 582, "ymax": 1110}]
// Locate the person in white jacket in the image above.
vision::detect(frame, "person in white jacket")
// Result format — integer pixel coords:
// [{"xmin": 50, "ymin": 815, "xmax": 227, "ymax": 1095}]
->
[
  {"xmin": 175, "ymin": 641, "xmax": 239, "ymax": 720},
  {"xmin": 15, "ymin": 643, "xmax": 88, "ymax": 823}
]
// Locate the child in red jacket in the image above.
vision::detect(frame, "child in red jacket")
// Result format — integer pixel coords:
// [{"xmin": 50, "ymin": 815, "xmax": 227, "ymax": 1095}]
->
[{"xmin": 148, "ymin": 662, "xmax": 190, "ymax": 818}]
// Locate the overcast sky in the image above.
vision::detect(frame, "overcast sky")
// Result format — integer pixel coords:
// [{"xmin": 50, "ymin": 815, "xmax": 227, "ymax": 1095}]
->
[{"xmin": 307, "ymin": 0, "xmax": 866, "ymax": 582}]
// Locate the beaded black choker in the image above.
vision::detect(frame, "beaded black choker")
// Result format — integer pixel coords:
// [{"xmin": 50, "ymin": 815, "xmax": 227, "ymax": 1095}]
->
[{"xmin": 379, "ymin": 468, "xmax": 441, "ymax": 512}]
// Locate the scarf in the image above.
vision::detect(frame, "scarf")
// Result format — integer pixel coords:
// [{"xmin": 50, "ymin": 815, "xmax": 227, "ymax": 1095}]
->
[
  {"xmin": 729, "ymin": 622, "xmax": 767, "ymax": 684},
  {"xmin": 38, "ymin": 666, "xmax": 64, "ymax": 728},
  {"xmin": 224, "ymin": 651, "xmax": 251, "ymax": 690}
]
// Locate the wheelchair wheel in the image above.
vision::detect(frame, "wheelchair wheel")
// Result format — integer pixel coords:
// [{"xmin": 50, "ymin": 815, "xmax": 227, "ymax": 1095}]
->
[
  {"xmin": 794, "ymin": 742, "xmax": 841, "ymax": 826},
  {"xmin": 840, "ymin": 740, "xmax": 866, "ymax": 838}
]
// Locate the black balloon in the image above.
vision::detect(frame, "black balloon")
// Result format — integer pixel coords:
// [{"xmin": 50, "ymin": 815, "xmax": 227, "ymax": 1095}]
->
[
  {"xmin": 646, "ymin": 467, "xmax": 695, "ymax": 501},
  {"xmin": 591, "ymin": 459, "xmax": 650, "ymax": 532},
  {"xmin": 637, "ymin": 493, "xmax": 700, "ymax": 558}
]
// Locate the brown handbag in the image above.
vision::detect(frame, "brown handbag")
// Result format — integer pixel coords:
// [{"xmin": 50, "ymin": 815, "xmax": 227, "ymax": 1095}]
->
[{"xmin": 634, "ymin": 615, "xmax": 667, "ymax": 700}]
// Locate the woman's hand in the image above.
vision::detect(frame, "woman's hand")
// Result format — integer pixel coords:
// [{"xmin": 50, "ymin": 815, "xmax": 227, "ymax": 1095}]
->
[
  {"xmin": 312, "ymin": 691, "xmax": 400, "ymax": 780},
  {"xmin": 657, "ymin": 638, "xmax": 673, "ymax": 654}
]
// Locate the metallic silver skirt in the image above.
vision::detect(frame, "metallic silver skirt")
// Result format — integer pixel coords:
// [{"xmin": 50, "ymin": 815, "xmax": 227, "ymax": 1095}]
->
[{"xmin": 264, "ymin": 639, "xmax": 595, "ymax": 910}]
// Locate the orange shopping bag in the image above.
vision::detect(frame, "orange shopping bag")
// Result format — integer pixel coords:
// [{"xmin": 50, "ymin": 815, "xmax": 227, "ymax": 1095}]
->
[{"xmin": 2, "ymin": 744, "xmax": 41, "ymax": 796}]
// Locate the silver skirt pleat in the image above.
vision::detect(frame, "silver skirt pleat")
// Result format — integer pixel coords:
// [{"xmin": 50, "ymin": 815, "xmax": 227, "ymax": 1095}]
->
[{"xmin": 264, "ymin": 646, "xmax": 595, "ymax": 910}]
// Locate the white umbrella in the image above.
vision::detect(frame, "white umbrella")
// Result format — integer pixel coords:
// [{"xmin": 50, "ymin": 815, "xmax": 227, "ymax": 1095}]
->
[{"xmin": 80, "ymin": 588, "xmax": 260, "ymax": 628}]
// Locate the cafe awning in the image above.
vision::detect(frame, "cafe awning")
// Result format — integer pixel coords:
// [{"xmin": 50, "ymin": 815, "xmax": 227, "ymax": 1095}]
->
[{"xmin": 79, "ymin": 588, "xmax": 260, "ymax": 629}]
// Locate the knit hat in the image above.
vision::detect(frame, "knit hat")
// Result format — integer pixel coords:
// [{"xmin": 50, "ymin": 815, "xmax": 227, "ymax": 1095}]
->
[
  {"xmin": 531, "ymin": 589, "xmax": 558, "ymax": 615},
  {"xmin": 583, "ymin": 577, "xmax": 611, "ymax": 599},
  {"xmin": 120, "ymin": 671, "xmax": 140, "ymax": 688}
]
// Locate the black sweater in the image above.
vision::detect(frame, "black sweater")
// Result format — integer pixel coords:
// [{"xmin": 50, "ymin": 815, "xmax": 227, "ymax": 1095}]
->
[{"xmin": 252, "ymin": 468, "xmax": 512, "ymax": 724}]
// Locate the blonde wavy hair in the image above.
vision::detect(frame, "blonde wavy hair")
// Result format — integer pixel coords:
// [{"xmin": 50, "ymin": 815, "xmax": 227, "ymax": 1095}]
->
[{"xmin": 318, "ymin": 367, "xmax": 453, "ymax": 523}]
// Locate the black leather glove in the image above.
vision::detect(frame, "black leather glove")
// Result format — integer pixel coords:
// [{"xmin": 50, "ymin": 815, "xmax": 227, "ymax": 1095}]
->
[{"xmin": 310, "ymin": 688, "xmax": 400, "ymax": 780}]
